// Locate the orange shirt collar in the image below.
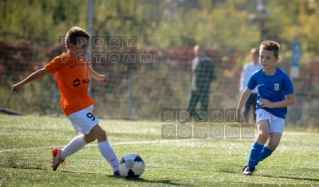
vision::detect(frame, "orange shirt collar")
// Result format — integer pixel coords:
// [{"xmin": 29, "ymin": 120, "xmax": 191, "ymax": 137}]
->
[{"xmin": 61, "ymin": 52, "xmax": 87, "ymax": 64}]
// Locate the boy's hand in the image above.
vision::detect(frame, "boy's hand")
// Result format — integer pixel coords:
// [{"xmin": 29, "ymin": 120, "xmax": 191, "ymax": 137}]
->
[
  {"xmin": 12, "ymin": 82, "xmax": 24, "ymax": 93},
  {"xmin": 259, "ymin": 99, "xmax": 273, "ymax": 108},
  {"xmin": 98, "ymin": 75, "xmax": 108, "ymax": 84},
  {"xmin": 236, "ymin": 109, "xmax": 246, "ymax": 123}
]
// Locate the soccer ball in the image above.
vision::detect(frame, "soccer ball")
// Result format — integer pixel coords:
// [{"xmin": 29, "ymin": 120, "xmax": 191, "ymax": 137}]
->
[{"xmin": 119, "ymin": 153, "xmax": 145, "ymax": 178}]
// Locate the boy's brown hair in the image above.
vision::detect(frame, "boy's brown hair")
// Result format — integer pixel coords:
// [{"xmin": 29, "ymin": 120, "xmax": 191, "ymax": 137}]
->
[
  {"xmin": 260, "ymin": 40, "xmax": 280, "ymax": 58},
  {"xmin": 65, "ymin": 27, "xmax": 90, "ymax": 48}
]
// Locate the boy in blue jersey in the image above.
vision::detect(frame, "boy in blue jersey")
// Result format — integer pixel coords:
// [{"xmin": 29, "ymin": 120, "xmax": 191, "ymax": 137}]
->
[{"xmin": 236, "ymin": 40, "xmax": 295, "ymax": 175}]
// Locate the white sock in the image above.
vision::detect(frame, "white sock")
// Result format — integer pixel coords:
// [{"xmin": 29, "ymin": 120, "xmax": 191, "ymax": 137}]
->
[
  {"xmin": 98, "ymin": 140, "xmax": 119, "ymax": 172},
  {"xmin": 60, "ymin": 135, "xmax": 86, "ymax": 160}
]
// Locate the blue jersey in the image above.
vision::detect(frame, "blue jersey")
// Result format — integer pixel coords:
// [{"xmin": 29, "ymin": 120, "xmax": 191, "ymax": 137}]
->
[{"xmin": 247, "ymin": 67, "xmax": 294, "ymax": 118}]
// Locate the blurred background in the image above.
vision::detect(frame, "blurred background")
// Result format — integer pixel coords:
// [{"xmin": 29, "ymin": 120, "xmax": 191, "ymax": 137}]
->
[{"xmin": 1, "ymin": 0, "xmax": 319, "ymax": 128}]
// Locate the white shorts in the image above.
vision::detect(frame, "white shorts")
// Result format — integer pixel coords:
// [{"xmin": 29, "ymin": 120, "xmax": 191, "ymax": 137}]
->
[
  {"xmin": 67, "ymin": 105, "xmax": 100, "ymax": 135},
  {"xmin": 255, "ymin": 109, "xmax": 285, "ymax": 134}
]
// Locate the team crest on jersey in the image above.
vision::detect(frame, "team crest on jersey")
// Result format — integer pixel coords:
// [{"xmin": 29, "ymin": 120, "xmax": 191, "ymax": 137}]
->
[{"xmin": 274, "ymin": 83, "xmax": 279, "ymax": 91}]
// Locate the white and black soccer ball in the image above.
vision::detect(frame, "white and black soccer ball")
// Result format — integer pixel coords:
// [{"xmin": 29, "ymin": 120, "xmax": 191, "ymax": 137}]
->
[{"xmin": 119, "ymin": 153, "xmax": 145, "ymax": 178}]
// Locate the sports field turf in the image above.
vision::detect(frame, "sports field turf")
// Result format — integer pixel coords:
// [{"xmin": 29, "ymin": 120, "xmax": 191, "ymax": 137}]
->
[{"xmin": 0, "ymin": 115, "xmax": 318, "ymax": 186}]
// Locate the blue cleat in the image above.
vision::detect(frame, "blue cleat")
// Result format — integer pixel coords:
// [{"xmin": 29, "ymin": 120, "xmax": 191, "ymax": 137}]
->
[{"xmin": 113, "ymin": 170, "xmax": 121, "ymax": 177}]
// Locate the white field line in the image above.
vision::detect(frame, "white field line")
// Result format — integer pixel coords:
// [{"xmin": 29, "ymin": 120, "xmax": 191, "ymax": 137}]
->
[
  {"xmin": 0, "ymin": 139, "xmax": 203, "ymax": 153},
  {"xmin": 0, "ymin": 132, "xmax": 308, "ymax": 153},
  {"xmin": 283, "ymin": 132, "xmax": 309, "ymax": 135}
]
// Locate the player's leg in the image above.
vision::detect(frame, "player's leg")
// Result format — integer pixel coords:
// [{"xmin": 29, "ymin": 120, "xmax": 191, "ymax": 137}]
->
[
  {"xmin": 267, "ymin": 133, "xmax": 282, "ymax": 150},
  {"xmin": 198, "ymin": 91, "xmax": 209, "ymax": 121},
  {"xmin": 251, "ymin": 93, "xmax": 258, "ymax": 122},
  {"xmin": 52, "ymin": 133, "xmax": 91, "ymax": 171},
  {"xmin": 243, "ymin": 94, "xmax": 252, "ymax": 121},
  {"xmin": 57, "ymin": 135, "xmax": 88, "ymax": 161},
  {"xmin": 257, "ymin": 132, "xmax": 281, "ymax": 163},
  {"xmin": 243, "ymin": 109, "xmax": 270, "ymax": 175},
  {"xmin": 52, "ymin": 107, "xmax": 96, "ymax": 171},
  {"xmin": 53, "ymin": 136, "xmax": 88, "ymax": 170},
  {"xmin": 258, "ymin": 115, "xmax": 284, "ymax": 162},
  {"xmin": 61, "ymin": 107, "xmax": 97, "ymax": 156},
  {"xmin": 187, "ymin": 90, "xmax": 200, "ymax": 118},
  {"xmin": 59, "ymin": 133, "xmax": 96, "ymax": 160},
  {"xmin": 87, "ymin": 124, "xmax": 120, "ymax": 175},
  {"xmin": 52, "ymin": 105, "xmax": 118, "ymax": 174}
]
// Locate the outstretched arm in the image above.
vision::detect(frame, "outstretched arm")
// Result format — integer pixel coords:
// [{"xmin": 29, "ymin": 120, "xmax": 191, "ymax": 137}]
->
[
  {"xmin": 12, "ymin": 68, "xmax": 49, "ymax": 93},
  {"xmin": 236, "ymin": 88, "xmax": 252, "ymax": 122},
  {"xmin": 259, "ymin": 93, "xmax": 295, "ymax": 108},
  {"xmin": 88, "ymin": 67, "xmax": 107, "ymax": 83}
]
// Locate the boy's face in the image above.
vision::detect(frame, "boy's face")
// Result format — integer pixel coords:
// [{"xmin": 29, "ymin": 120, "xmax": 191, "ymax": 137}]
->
[
  {"xmin": 68, "ymin": 37, "xmax": 89, "ymax": 58},
  {"xmin": 259, "ymin": 48, "xmax": 278, "ymax": 71}
]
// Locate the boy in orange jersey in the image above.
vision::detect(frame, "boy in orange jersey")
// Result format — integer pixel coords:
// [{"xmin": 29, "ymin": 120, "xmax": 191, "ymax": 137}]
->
[{"xmin": 12, "ymin": 26, "xmax": 120, "ymax": 176}]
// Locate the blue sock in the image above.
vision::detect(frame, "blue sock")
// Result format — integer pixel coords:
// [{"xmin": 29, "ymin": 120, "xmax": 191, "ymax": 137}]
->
[
  {"xmin": 258, "ymin": 146, "xmax": 273, "ymax": 162},
  {"xmin": 247, "ymin": 142, "xmax": 264, "ymax": 168}
]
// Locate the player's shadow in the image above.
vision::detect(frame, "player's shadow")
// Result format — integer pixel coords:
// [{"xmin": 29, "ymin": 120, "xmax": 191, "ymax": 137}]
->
[
  {"xmin": 214, "ymin": 164, "xmax": 243, "ymax": 174},
  {"xmin": 107, "ymin": 176, "xmax": 192, "ymax": 186},
  {"xmin": 263, "ymin": 174, "xmax": 319, "ymax": 183},
  {"xmin": 1, "ymin": 158, "xmax": 46, "ymax": 171},
  {"xmin": 61, "ymin": 171, "xmax": 102, "ymax": 174},
  {"xmin": 8, "ymin": 165, "xmax": 46, "ymax": 170},
  {"xmin": 61, "ymin": 171, "xmax": 189, "ymax": 186},
  {"xmin": 255, "ymin": 167, "xmax": 319, "ymax": 182}
]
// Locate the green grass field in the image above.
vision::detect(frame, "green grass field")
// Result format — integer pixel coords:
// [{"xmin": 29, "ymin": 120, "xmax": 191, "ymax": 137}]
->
[{"xmin": 0, "ymin": 115, "xmax": 319, "ymax": 187}]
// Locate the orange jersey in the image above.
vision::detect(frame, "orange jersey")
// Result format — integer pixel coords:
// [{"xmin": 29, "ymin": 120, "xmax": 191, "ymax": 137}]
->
[{"xmin": 45, "ymin": 53, "xmax": 94, "ymax": 116}]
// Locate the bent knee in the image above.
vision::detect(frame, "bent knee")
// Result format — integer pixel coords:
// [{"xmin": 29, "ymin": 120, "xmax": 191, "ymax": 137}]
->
[
  {"xmin": 257, "ymin": 132, "xmax": 269, "ymax": 141},
  {"xmin": 268, "ymin": 142, "xmax": 279, "ymax": 150},
  {"xmin": 96, "ymin": 129, "xmax": 107, "ymax": 141},
  {"xmin": 84, "ymin": 135, "xmax": 96, "ymax": 143},
  {"xmin": 90, "ymin": 125, "xmax": 108, "ymax": 141}
]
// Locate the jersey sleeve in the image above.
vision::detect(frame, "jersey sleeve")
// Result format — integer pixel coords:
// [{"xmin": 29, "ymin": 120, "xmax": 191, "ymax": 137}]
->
[
  {"xmin": 283, "ymin": 74, "xmax": 294, "ymax": 95},
  {"xmin": 247, "ymin": 73, "xmax": 257, "ymax": 91},
  {"xmin": 45, "ymin": 56, "xmax": 62, "ymax": 73}
]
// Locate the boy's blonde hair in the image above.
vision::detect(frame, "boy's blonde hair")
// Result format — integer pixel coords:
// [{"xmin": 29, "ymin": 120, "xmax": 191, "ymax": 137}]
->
[{"xmin": 250, "ymin": 48, "xmax": 259, "ymax": 55}]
